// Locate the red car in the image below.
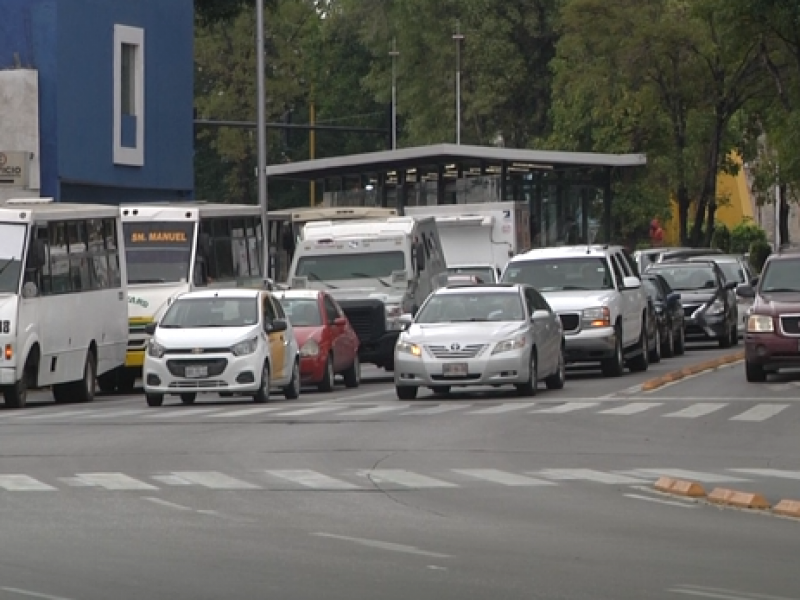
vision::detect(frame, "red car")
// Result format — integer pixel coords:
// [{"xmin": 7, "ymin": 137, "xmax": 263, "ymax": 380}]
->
[{"xmin": 275, "ymin": 290, "xmax": 360, "ymax": 391}]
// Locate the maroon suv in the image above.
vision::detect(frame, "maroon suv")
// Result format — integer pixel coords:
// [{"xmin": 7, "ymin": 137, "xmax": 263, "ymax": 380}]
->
[{"xmin": 739, "ymin": 251, "xmax": 800, "ymax": 382}]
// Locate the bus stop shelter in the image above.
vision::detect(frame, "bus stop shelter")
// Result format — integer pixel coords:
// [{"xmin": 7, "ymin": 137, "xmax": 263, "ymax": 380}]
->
[{"xmin": 266, "ymin": 143, "xmax": 646, "ymax": 246}]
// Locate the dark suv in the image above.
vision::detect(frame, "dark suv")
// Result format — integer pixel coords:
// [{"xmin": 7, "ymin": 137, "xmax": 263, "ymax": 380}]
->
[
  {"xmin": 737, "ymin": 251, "xmax": 800, "ymax": 382},
  {"xmin": 645, "ymin": 260, "xmax": 738, "ymax": 348}
]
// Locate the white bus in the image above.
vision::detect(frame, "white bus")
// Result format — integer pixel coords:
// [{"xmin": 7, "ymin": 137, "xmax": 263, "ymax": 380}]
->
[
  {"xmin": 0, "ymin": 198, "xmax": 128, "ymax": 408},
  {"xmin": 117, "ymin": 202, "xmax": 268, "ymax": 391}
]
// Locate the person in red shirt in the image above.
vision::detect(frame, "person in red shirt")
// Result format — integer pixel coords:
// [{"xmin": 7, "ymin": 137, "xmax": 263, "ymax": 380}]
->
[{"xmin": 650, "ymin": 219, "xmax": 664, "ymax": 246}]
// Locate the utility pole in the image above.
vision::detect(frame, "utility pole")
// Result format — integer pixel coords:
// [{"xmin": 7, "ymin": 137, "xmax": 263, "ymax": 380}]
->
[
  {"xmin": 309, "ymin": 94, "xmax": 316, "ymax": 206},
  {"xmin": 453, "ymin": 21, "xmax": 464, "ymax": 145},
  {"xmin": 255, "ymin": 0, "xmax": 269, "ymax": 278},
  {"xmin": 775, "ymin": 163, "xmax": 781, "ymax": 251},
  {"xmin": 389, "ymin": 38, "xmax": 399, "ymax": 150}
]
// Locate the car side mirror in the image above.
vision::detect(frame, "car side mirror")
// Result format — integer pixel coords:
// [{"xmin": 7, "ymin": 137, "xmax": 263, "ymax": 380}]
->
[
  {"xmin": 144, "ymin": 322, "xmax": 157, "ymax": 336},
  {"xmin": 750, "ymin": 277, "xmax": 759, "ymax": 287},
  {"xmin": 333, "ymin": 316, "xmax": 347, "ymax": 327},
  {"xmin": 666, "ymin": 292, "xmax": 681, "ymax": 304},
  {"xmin": 622, "ymin": 276, "xmax": 641, "ymax": 289},
  {"xmin": 268, "ymin": 318, "xmax": 288, "ymax": 333},
  {"xmin": 736, "ymin": 284, "xmax": 756, "ymax": 299},
  {"xmin": 398, "ymin": 313, "xmax": 414, "ymax": 330},
  {"xmin": 531, "ymin": 309, "xmax": 550, "ymax": 320},
  {"xmin": 725, "ymin": 281, "xmax": 738, "ymax": 290}
]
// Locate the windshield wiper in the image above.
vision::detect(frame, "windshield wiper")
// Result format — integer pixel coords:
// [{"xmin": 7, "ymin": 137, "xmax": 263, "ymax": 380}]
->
[
  {"xmin": 351, "ymin": 272, "xmax": 391, "ymax": 287},
  {"xmin": 158, "ymin": 324, "xmax": 181, "ymax": 328},
  {"xmin": 763, "ymin": 287, "xmax": 800, "ymax": 293},
  {"xmin": 306, "ymin": 272, "xmax": 338, "ymax": 289},
  {"xmin": 451, "ymin": 318, "xmax": 489, "ymax": 322},
  {"xmin": 128, "ymin": 278, "xmax": 167, "ymax": 284}
]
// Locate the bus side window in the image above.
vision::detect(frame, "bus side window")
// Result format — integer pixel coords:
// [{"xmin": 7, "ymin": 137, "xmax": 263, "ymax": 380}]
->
[
  {"xmin": 49, "ymin": 222, "xmax": 71, "ymax": 294},
  {"xmin": 103, "ymin": 219, "xmax": 122, "ymax": 288},
  {"xmin": 23, "ymin": 227, "xmax": 48, "ymax": 295}
]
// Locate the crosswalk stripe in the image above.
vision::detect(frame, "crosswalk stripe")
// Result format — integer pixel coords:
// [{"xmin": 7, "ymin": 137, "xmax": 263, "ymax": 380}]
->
[
  {"xmin": 86, "ymin": 409, "xmax": 150, "ymax": 419},
  {"xmin": 275, "ymin": 406, "xmax": 344, "ymax": 417},
  {"xmin": 467, "ymin": 404, "xmax": 533, "ymax": 415},
  {"xmin": 620, "ymin": 469, "xmax": 749, "ymax": 483},
  {"xmin": 18, "ymin": 410, "xmax": 96, "ymax": 420},
  {"xmin": 74, "ymin": 473, "xmax": 159, "ymax": 490},
  {"xmin": 265, "ymin": 469, "xmax": 361, "ymax": 490},
  {"xmin": 151, "ymin": 475, "xmax": 195, "ymax": 486},
  {"xmin": 0, "ymin": 475, "xmax": 56, "ymax": 491},
  {"xmin": 663, "ymin": 403, "xmax": 727, "ymax": 418},
  {"xmin": 535, "ymin": 469, "xmax": 649, "ymax": 485},
  {"xmin": 400, "ymin": 404, "xmax": 470, "ymax": 416},
  {"xmin": 359, "ymin": 469, "xmax": 458, "ymax": 488},
  {"xmin": 533, "ymin": 402, "xmax": 599, "ymax": 414},
  {"xmin": 729, "ymin": 404, "xmax": 789, "ymax": 422},
  {"xmin": 207, "ymin": 407, "xmax": 286, "ymax": 418},
  {"xmin": 599, "ymin": 403, "xmax": 662, "ymax": 416},
  {"xmin": 170, "ymin": 471, "xmax": 261, "ymax": 489},
  {"xmin": 728, "ymin": 468, "xmax": 800, "ymax": 480},
  {"xmin": 337, "ymin": 405, "xmax": 409, "ymax": 416},
  {"xmin": 452, "ymin": 469, "xmax": 554, "ymax": 486},
  {"xmin": 142, "ymin": 408, "xmax": 221, "ymax": 419}
]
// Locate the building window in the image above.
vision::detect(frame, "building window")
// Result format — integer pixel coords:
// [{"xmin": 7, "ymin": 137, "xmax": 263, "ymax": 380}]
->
[{"xmin": 113, "ymin": 25, "xmax": 145, "ymax": 167}]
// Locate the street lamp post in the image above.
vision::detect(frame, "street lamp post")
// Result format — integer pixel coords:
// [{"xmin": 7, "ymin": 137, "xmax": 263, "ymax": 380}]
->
[
  {"xmin": 453, "ymin": 22, "xmax": 464, "ymax": 145},
  {"xmin": 255, "ymin": 0, "xmax": 269, "ymax": 279},
  {"xmin": 389, "ymin": 38, "xmax": 399, "ymax": 150}
]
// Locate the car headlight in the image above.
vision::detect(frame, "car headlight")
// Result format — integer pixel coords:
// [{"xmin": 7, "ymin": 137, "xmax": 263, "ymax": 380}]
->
[
  {"xmin": 385, "ymin": 304, "xmax": 402, "ymax": 318},
  {"xmin": 231, "ymin": 337, "xmax": 258, "ymax": 357},
  {"xmin": 147, "ymin": 339, "xmax": 166, "ymax": 359},
  {"xmin": 747, "ymin": 314, "xmax": 774, "ymax": 333},
  {"xmin": 704, "ymin": 299, "xmax": 725, "ymax": 316},
  {"xmin": 492, "ymin": 335, "xmax": 527, "ymax": 355},
  {"xmin": 300, "ymin": 338, "xmax": 320, "ymax": 357},
  {"xmin": 582, "ymin": 306, "xmax": 611, "ymax": 328},
  {"xmin": 396, "ymin": 340, "xmax": 422, "ymax": 356}
]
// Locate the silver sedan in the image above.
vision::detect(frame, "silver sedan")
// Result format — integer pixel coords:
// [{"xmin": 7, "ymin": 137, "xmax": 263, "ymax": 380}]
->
[{"xmin": 394, "ymin": 284, "xmax": 566, "ymax": 400}]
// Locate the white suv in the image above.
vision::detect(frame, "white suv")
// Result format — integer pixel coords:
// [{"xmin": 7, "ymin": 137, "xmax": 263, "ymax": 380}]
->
[{"xmin": 501, "ymin": 245, "xmax": 649, "ymax": 376}]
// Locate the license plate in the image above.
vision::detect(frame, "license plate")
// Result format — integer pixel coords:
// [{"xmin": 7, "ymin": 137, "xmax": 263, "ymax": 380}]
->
[
  {"xmin": 442, "ymin": 363, "xmax": 468, "ymax": 377},
  {"xmin": 185, "ymin": 365, "xmax": 208, "ymax": 378}
]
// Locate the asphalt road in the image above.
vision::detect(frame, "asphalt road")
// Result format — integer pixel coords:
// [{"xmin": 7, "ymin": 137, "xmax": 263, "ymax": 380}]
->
[{"xmin": 1, "ymin": 342, "xmax": 798, "ymax": 600}]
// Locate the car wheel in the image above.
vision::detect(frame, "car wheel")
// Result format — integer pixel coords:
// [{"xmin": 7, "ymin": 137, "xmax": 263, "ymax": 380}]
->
[
  {"xmin": 430, "ymin": 386, "xmax": 451, "ymax": 395},
  {"xmin": 544, "ymin": 346, "xmax": 566, "ymax": 390},
  {"xmin": 515, "ymin": 350, "xmax": 538, "ymax": 397},
  {"xmin": 718, "ymin": 325, "xmax": 733, "ymax": 349},
  {"xmin": 730, "ymin": 323, "xmax": 739, "ymax": 347},
  {"xmin": 253, "ymin": 362, "xmax": 271, "ymax": 403},
  {"xmin": 180, "ymin": 393, "xmax": 197, "ymax": 405},
  {"xmin": 145, "ymin": 393, "xmax": 164, "ymax": 407},
  {"xmin": 649, "ymin": 327, "xmax": 662, "ymax": 363},
  {"xmin": 396, "ymin": 386, "xmax": 417, "ymax": 400},
  {"xmin": 342, "ymin": 355, "xmax": 360, "ymax": 388},
  {"xmin": 283, "ymin": 360, "xmax": 301, "ymax": 399},
  {"xmin": 745, "ymin": 360, "xmax": 767, "ymax": 383},
  {"xmin": 628, "ymin": 319, "xmax": 649, "ymax": 372},
  {"xmin": 662, "ymin": 325, "xmax": 675, "ymax": 358},
  {"xmin": 673, "ymin": 325, "xmax": 686, "ymax": 355},
  {"xmin": 318, "ymin": 355, "xmax": 335, "ymax": 392},
  {"xmin": 601, "ymin": 327, "xmax": 625, "ymax": 377}
]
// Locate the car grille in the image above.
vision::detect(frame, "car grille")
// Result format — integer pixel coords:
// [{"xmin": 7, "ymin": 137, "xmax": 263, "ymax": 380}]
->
[
  {"xmin": 166, "ymin": 358, "xmax": 228, "ymax": 378},
  {"xmin": 168, "ymin": 380, "xmax": 229, "ymax": 389},
  {"xmin": 683, "ymin": 304, "xmax": 701, "ymax": 319},
  {"xmin": 163, "ymin": 348, "xmax": 229, "ymax": 355},
  {"xmin": 780, "ymin": 315, "xmax": 800, "ymax": 336},
  {"xmin": 425, "ymin": 344, "xmax": 487, "ymax": 359},
  {"xmin": 558, "ymin": 313, "xmax": 580, "ymax": 333}
]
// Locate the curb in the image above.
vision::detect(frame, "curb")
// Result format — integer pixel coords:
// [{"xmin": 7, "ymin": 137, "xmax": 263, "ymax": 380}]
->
[
  {"xmin": 640, "ymin": 350, "xmax": 745, "ymax": 392},
  {"xmin": 651, "ymin": 477, "xmax": 800, "ymax": 519}
]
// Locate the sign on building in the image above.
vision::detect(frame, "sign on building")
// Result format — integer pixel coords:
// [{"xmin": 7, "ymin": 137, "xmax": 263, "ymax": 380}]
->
[{"xmin": 0, "ymin": 152, "xmax": 31, "ymax": 188}]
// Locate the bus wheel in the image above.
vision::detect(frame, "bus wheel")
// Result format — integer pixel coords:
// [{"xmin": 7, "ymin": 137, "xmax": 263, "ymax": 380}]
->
[
  {"xmin": 3, "ymin": 378, "xmax": 27, "ymax": 409},
  {"xmin": 73, "ymin": 351, "xmax": 97, "ymax": 403}
]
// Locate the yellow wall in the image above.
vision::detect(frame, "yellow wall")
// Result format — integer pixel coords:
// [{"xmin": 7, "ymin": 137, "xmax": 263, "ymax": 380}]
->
[{"xmin": 663, "ymin": 155, "xmax": 753, "ymax": 245}]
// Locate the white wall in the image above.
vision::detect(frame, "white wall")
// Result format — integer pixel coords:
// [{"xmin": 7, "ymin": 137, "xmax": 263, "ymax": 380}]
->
[{"xmin": 0, "ymin": 69, "xmax": 41, "ymax": 201}]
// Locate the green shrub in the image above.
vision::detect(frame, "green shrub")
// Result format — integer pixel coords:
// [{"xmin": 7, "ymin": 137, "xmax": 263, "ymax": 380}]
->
[
  {"xmin": 710, "ymin": 224, "xmax": 731, "ymax": 252},
  {"xmin": 749, "ymin": 240, "xmax": 772, "ymax": 273},
  {"xmin": 730, "ymin": 220, "xmax": 767, "ymax": 254}
]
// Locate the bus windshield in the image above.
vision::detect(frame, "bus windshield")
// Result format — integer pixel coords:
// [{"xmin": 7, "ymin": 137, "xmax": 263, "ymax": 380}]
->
[
  {"xmin": 124, "ymin": 221, "xmax": 195, "ymax": 284},
  {"xmin": 0, "ymin": 223, "xmax": 26, "ymax": 294},
  {"xmin": 295, "ymin": 251, "xmax": 406, "ymax": 282}
]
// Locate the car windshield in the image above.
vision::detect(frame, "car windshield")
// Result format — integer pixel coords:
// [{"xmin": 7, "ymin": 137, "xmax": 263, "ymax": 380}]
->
[
  {"xmin": 446, "ymin": 267, "xmax": 495, "ymax": 283},
  {"xmin": 651, "ymin": 266, "xmax": 717, "ymax": 291},
  {"xmin": 279, "ymin": 297, "xmax": 322, "ymax": 327},
  {"xmin": 416, "ymin": 292, "xmax": 525, "ymax": 323},
  {"xmin": 160, "ymin": 297, "xmax": 258, "ymax": 328},
  {"xmin": 501, "ymin": 257, "xmax": 613, "ymax": 291},
  {"xmin": 0, "ymin": 223, "xmax": 26, "ymax": 294},
  {"xmin": 759, "ymin": 259, "xmax": 800, "ymax": 293},
  {"xmin": 714, "ymin": 261, "xmax": 746, "ymax": 285},
  {"xmin": 295, "ymin": 251, "xmax": 405, "ymax": 282},
  {"xmin": 124, "ymin": 222, "xmax": 195, "ymax": 284}
]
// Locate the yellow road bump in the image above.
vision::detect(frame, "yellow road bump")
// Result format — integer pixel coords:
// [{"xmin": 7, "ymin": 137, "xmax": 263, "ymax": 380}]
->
[
  {"xmin": 640, "ymin": 350, "xmax": 745, "ymax": 392},
  {"xmin": 772, "ymin": 499, "xmax": 800, "ymax": 518},
  {"xmin": 708, "ymin": 487, "xmax": 770, "ymax": 510},
  {"xmin": 653, "ymin": 477, "xmax": 706, "ymax": 498}
]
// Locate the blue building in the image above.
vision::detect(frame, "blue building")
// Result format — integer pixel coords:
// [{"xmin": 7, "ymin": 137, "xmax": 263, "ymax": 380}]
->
[{"xmin": 0, "ymin": 0, "xmax": 194, "ymax": 202}]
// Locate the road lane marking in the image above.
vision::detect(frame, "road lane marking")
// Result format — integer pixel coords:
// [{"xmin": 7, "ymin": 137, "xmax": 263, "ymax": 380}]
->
[
  {"xmin": 207, "ymin": 407, "xmax": 286, "ymax": 418},
  {"xmin": 624, "ymin": 494, "xmax": 696, "ymax": 508},
  {"xmin": 669, "ymin": 584, "xmax": 797, "ymax": 600},
  {"xmin": 331, "ymin": 389, "xmax": 397, "ymax": 402},
  {"xmin": 0, "ymin": 587, "xmax": 75, "ymax": 600},
  {"xmin": 265, "ymin": 470, "xmax": 361, "ymax": 490},
  {"xmin": 0, "ymin": 475, "xmax": 56, "ymax": 491},
  {"xmin": 620, "ymin": 469, "xmax": 749, "ymax": 483},
  {"xmin": 729, "ymin": 468, "xmax": 800, "ymax": 480},
  {"xmin": 400, "ymin": 404, "xmax": 470, "ymax": 416},
  {"xmin": 274, "ymin": 406, "xmax": 345, "ymax": 417},
  {"xmin": 143, "ymin": 497, "xmax": 193, "ymax": 511},
  {"xmin": 86, "ymin": 409, "xmax": 150, "ymax": 419},
  {"xmin": 467, "ymin": 404, "xmax": 533, "ymax": 415},
  {"xmin": 16, "ymin": 410, "xmax": 96, "ymax": 420},
  {"xmin": 337, "ymin": 405, "xmax": 410, "ymax": 416},
  {"xmin": 151, "ymin": 475, "xmax": 195, "ymax": 486},
  {"xmin": 663, "ymin": 403, "xmax": 727, "ymax": 418},
  {"xmin": 359, "ymin": 470, "xmax": 458, "ymax": 488},
  {"xmin": 535, "ymin": 469, "xmax": 649, "ymax": 485},
  {"xmin": 311, "ymin": 532, "xmax": 452, "ymax": 559},
  {"xmin": 142, "ymin": 408, "xmax": 221, "ymax": 419},
  {"xmin": 170, "ymin": 471, "xmax": 261, "ymax": 489},
  {"xmin": 73, "ymin": 473, "xmax": 158, "ymax": 490},
  {"xmin": 599, "ymin": 402, "xmax": 662, "ymax": 415},
  {"xmin": 729, "ymin": 404, "xmax": 789, "ymax": 422},
  {"xmin": 532, "ymin": 402, "xmax": 599, "ymax": 414},
  {"xmin": 452, "ymin": 469, "xmax": 555, "ymax": 486}
]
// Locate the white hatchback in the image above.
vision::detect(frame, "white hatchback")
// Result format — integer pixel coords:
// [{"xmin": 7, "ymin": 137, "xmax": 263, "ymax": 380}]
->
[{"xmin": 142, "ymin": 289, "xmax": 300, "ymax": 406}]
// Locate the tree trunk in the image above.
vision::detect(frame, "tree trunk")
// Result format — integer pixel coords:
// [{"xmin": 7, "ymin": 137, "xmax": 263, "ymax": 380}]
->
[
  {"xmin": 677, "ymin": 185, "xmax": 691, "ymax": 246},
  {"xmin": 779, "ymin": 183, "xmax": 790, "ymax": 248},
  {"xmin": 704, "ymin": 200, "xmax": 717, "ymax": 247},
  {"xmin": 691, "ymin": 118, "xmax": 724, "ymax": 247}
]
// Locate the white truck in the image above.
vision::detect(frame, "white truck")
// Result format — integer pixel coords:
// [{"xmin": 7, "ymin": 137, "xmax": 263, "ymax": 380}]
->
[
  {"xmin": 287, "ymin": 216, "xmax": 447, "ymax": 370},
  {"xmin": 405, "ymin": 201, "xmax": 530, "ymax": 283}
]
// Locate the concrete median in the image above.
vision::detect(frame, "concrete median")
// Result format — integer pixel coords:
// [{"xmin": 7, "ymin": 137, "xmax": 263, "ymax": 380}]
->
[{"xmin": 640, "ymin": 350, "xmax": 745, "ymax": 392}]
